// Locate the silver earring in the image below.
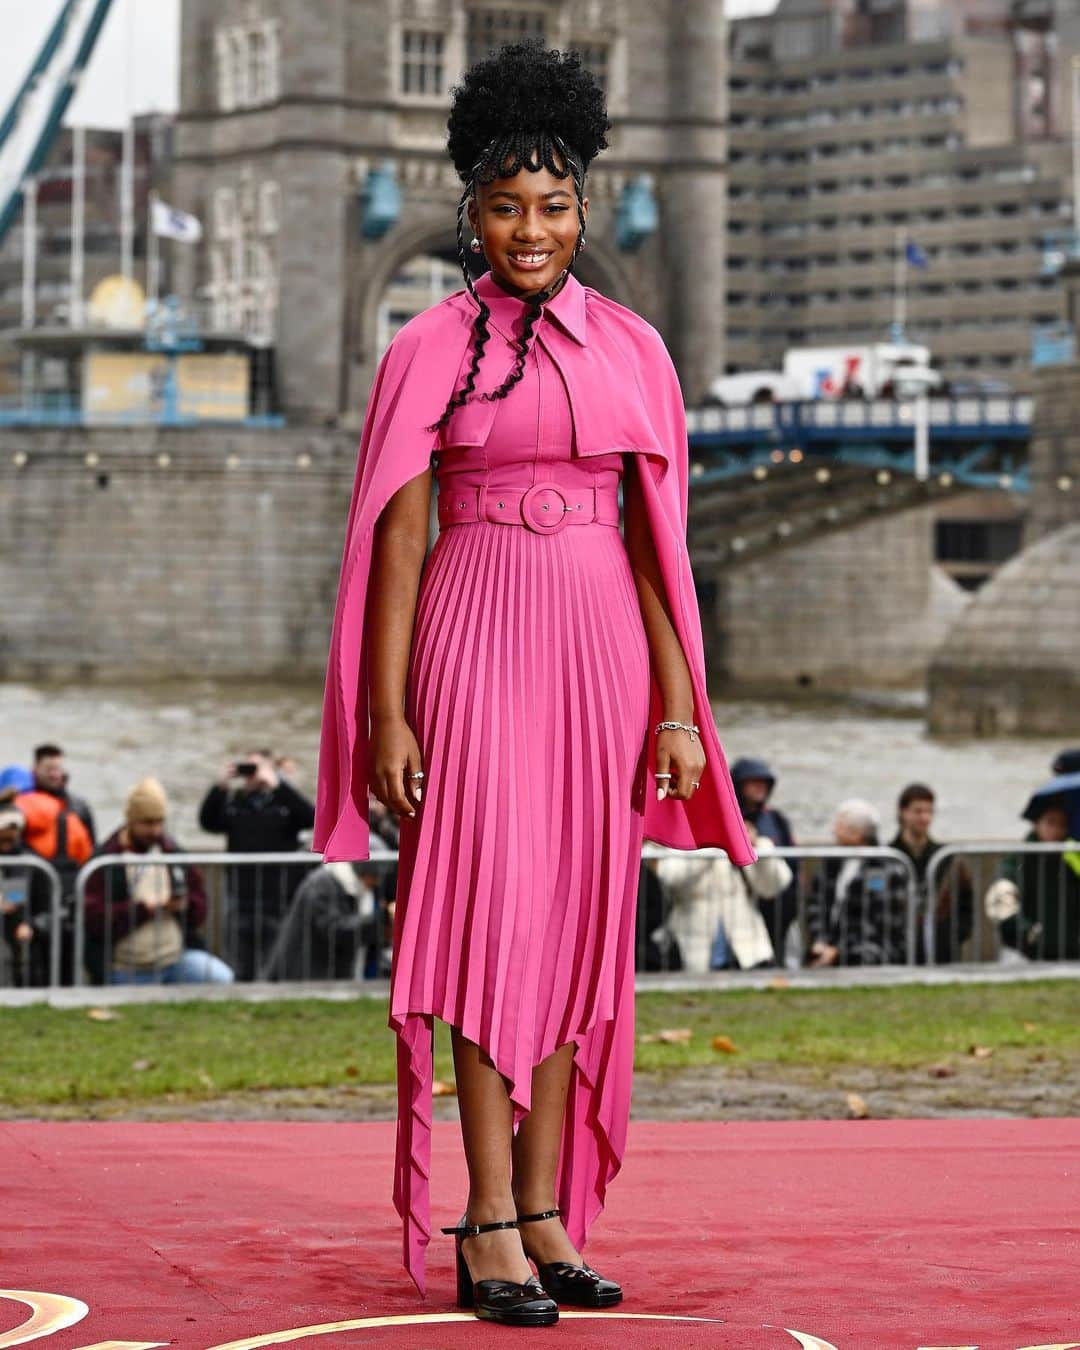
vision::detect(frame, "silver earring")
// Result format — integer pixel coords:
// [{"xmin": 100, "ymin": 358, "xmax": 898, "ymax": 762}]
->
[{"xmin": 470, "ymin": 236, "xmax": 483, "ymax": 253}]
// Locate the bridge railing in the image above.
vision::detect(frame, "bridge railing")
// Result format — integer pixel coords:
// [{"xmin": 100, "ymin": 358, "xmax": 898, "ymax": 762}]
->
[{"xmin": 687, "ymin": 395, "xmax": 1033, "ymax": 440}]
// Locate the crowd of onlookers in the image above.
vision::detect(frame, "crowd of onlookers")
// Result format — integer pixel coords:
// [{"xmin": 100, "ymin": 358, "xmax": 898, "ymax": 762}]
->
[
  {"xmin": 0, "ymin": 743, "xmax": 327, "ymax": 987},
  {"xmin": 649, "ymin": 751, "xmax": 1080, "ymax": 973},
  {"xmin": 1, "ymin": 741, "xmax": 1078, "ymax": 987}
]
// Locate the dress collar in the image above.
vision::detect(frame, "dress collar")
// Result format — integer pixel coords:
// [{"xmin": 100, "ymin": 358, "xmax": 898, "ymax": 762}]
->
[{"xmin": 471, "ymin": 268, "xmax": 587, "ymax": 347}]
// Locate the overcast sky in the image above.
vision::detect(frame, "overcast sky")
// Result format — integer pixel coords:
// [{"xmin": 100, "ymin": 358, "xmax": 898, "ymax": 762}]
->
[{"xmin": 0, "ymin": 0, "xmax": 779, "ymax": 129}]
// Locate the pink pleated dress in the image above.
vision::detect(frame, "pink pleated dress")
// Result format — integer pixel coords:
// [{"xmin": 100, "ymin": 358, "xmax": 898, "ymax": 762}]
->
[{"xmin": 388, "ymin": 280, "xmax": 652, "ymax": 1297}]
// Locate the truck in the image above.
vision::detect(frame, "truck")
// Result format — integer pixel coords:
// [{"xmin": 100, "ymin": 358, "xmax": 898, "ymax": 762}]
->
[{"xmin": 706, "ymin": 342, "xmax": 942, "ymax": 407}]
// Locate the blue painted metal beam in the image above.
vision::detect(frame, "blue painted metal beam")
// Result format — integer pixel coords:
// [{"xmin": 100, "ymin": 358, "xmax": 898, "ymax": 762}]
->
[{"xmin": 0, "ymin": 0, "xmax": 117, "ymax": 245}]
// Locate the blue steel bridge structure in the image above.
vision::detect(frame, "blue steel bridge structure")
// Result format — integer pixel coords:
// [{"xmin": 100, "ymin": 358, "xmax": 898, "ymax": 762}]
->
[{"xmin": 685, "ymin": 395, "xmax": 1033, "ymax": 493}]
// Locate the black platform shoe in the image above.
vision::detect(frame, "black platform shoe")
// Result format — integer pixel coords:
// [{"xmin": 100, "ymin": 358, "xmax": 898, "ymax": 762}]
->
[
  {"xmin": 516, "ymin": 1207, "xmax": 623, "ymax": 1307},
  {"xmin": 439, "ymin": 1215, "xmax": 559, "ymax": 1326}
]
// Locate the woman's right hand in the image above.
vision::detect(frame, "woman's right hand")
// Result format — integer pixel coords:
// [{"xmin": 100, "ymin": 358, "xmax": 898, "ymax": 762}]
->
[{"xmin": 370, "ymin": 714, "xmax": 424, "ymax": 820}]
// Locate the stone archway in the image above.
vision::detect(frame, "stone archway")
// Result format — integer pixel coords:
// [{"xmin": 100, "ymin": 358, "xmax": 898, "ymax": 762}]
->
[{"xmin": 346, "ymin": 211, "xmax": 639, "ymax": 419}]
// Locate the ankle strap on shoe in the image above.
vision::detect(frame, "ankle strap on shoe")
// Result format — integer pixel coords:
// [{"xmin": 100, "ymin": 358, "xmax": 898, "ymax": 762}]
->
[
  {"xmin": 440, "ymin": 1217, "xmax": 520, "ymax": 1238},
  {"xmin": 515, "ymin": 1208, "xmax": 562, "ymax": 1223}
]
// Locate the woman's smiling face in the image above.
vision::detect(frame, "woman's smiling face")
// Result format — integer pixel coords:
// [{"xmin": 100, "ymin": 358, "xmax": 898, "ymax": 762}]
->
[{"xmin": 467, "ymin": 152, "xmax": 588, "ymax": 298}]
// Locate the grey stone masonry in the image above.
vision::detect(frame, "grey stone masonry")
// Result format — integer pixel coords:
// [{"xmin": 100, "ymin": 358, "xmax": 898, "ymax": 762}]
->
[
  {"xmin": 928, "ymin": 523, "xmax": 1080, "ymax": 736},
  {"xmin": 927, "ymin": 319, "xmax": 1080, "ymax": 734},
  {"xmin": 0, "ymin": 427, "xmax": 358, "ymax": 682},
  {"xmin": 1027, "ymin": 363, "xmax": 1080, "ymax": 543},
  {"xmin": 706, "ymin": 498, "xmax": 972, "ymax": 694}
]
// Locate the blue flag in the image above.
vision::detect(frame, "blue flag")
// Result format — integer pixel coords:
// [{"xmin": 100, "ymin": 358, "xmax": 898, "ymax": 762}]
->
[{"xmin": 905, "ymin": 240, "xmax": 929, "ymax": 269}]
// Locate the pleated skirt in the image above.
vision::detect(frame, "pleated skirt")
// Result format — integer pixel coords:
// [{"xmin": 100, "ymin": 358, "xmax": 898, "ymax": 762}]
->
[{"xmin": 388, "ymin": 512, "xmax": 652, "ymax": 1297}]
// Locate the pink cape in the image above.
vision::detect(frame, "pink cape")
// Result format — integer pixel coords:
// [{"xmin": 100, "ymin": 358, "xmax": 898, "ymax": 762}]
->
[
  {"xmin": 312, "ymin": 273, "xmax": 757, "ymax": 1294},
  {"xmin": 313, "ymin": 272, "xmax": 756, "ymax": 870}
]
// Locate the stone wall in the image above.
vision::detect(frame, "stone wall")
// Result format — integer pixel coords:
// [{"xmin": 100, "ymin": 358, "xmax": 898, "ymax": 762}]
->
[
  {"xmin": 0, "ymin": 427, "xmax": 357, "ymax": 682},
  {"xmin": 1027, "ymin": 361, "xmax": 1080, "ymax": 542},
  {"xmin": 3, "ymin": 430, "xmax": 1002, "ymax": 693},
  {"xmin": 927, "ymin": 524, "xmax": 1080, "ymax": 735},
  {"xmin": 927, "ymin": 346, "xmax": 1080, "ymax": 734},
  {"xmin": 706, "ymin": 500, "xmax": 973, "ymax": 693}
]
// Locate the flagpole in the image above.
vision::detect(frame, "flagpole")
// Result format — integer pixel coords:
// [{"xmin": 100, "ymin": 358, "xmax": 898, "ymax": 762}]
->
[
  {"xmin": 21, "ymin": 177, "xmax": 37, "ymax": 328},
  {"xmin": 21, "ymin": 175, "xmax": 38, "ymax": 408},
  {"xmin": 71, "ymin": 124, "xmax": 85, "ymax": 326},
  {"xmin": 120, "ymin": 0, "xmax": 135, "ymax": 281},
  {"xmin": 1072, "ymin": 54, "xmax": 1080, "ymax": 253},
  {"xmin": 148, "ymin": 189, "xmax": 160, "ymax": 304},
  {"xmin": 893, "ymin": 224, "xmax": 907, "ymax": 342}
]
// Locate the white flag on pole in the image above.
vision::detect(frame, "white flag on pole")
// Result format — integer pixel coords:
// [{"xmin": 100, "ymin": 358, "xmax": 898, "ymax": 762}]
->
[{"xmin": 152, "ymin": 200, "xmax": 203, "ymax": 243}]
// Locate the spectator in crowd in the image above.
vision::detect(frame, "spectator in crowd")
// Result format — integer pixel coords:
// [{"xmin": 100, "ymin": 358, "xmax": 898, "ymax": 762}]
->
[
  {"xmin": 198, "ymin": 749, "xmax": 316, "ymax": 981},
  {"xmin": 889, "ymin": 782, "xmax": 974, "ymax": 964},
  {"xmin": 730, "ymin": 757, "xmax": 798, "ymax": 962},
  {"xmin": 655, "ymin": 824, "xmax": 794, "ymax": 972},
  {"xmin": 1052, "ymin": 748, "xmax": 1080, "ymax": 776},
  {"xmin": 263, "ymin": 861, "xmax": 381, "ymax": 981},
  {"xmin": 15, "ymin": 744, "xmax": 97, "ymax": 984},
  {"xmin": 15, "ymin": 743, "xmax": 95, "ymax": 896},
  {"xmin": 84, "ymin": 777, "xmax": 233, "ymax": 985},
  {"xmin": 806, "ymin": 798, "xmax": 911, "ymax": 967},
  {"xmin": 29, "ymin": 744, "xmax": 96, "ymax": 840},
  {"xmin": 0, "ymin": 804, "xmax": 54, "ymax": 987},
  {"xmin": 985, "ymin": 797, "xmax": 1080, "ymax": 963}
]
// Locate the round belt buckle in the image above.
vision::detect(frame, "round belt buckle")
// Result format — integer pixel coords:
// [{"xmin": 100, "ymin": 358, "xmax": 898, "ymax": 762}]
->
[{"xmin": 520, "ymin": 481, "xmax": 569, "ymax": 533}]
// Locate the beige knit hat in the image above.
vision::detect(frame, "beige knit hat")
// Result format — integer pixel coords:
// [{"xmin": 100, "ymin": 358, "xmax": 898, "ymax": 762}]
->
[{"xmin": 124, "ymin": 777, "xmax": 169, "ymax": 824}]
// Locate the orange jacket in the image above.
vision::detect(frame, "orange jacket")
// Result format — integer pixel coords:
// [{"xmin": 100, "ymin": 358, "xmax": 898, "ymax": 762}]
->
[{"xmin": 15, "ymin": 791, "xmax": 93, "ymax": 866}]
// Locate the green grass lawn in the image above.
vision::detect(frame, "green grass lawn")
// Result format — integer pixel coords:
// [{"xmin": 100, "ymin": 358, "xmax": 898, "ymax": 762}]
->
[{"xmin": 0, "ymin": 981, "xmax": 1076, "ymax": 1110}]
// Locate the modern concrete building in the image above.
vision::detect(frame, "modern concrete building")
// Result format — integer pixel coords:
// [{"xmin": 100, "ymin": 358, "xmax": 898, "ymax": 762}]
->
[
  {"xmin": 725, "ymin": 0, "xmax": 1080, "ymax": 392},
  {"xmin": 172, "ymin": 0, "xmax": 729, "ymax": 425}
]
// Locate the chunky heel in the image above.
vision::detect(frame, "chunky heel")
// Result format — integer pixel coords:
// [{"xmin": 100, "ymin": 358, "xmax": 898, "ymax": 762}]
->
[
  {"xmin": 453, "ymin": 1240, "xmax": 475, "ymax": 1308},
  {"xmin": 516, "ymin": 1207, "xmax": 623, "ymax": 1308},
  {"xmin": 440, "ymin": 1215, "xmax": 558, "ymax": 1325}
]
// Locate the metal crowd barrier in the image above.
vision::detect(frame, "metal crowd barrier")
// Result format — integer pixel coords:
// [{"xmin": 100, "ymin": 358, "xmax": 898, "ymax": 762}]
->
[
  {"xmin": 0, "ymin": 854, "xmax": 64, "ymax": 988},
  {"xmin": 72, "ymin": 851, "xmax": 356, "ymax": 988},
  {"xmin": 640, "ymin": 844, "xmax": 921, "ymax": 973},
  {"xmin": 923, "ymin": 842, "xmax": 1080, "ymax": 966},
  {"xmin": 15, "ymin": 842, "xmax": 1076, "ymax": 990}
]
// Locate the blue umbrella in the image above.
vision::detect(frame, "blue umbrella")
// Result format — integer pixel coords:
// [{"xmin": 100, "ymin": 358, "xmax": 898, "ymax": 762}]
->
[{"xmin": 1022, "ymin": 772, "xmax": 1080, "ymax": 838}]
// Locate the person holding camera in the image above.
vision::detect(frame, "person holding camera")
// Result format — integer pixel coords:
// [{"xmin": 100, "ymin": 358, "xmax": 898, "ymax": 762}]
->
[{"xmin": 198, "ymin": 749, "xmax": 316, "ymax": 981}]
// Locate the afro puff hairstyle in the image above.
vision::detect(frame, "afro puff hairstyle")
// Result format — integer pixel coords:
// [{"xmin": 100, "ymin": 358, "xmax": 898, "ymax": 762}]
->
[
  {"xmin": 426, "ymin": 39, "xmax": 611, "ymax": 435},
  {"xmin": 446, "ymin": 39, "xmax": 610, "ymax": 183}
]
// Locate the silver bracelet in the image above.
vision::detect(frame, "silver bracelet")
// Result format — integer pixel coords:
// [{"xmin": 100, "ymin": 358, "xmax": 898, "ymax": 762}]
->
[{"xmin": 654, "ymin": 720, "xmax": 700, "ymax": 743}]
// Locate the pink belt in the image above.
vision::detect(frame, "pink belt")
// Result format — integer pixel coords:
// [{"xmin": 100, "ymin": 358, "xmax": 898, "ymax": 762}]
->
[{"xmin": 438, "ymin": 480, "xmax": 620, "ymax": 535}]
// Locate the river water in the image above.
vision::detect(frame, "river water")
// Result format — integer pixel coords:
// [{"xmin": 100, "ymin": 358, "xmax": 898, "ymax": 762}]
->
[{"xmin": 0, "ymin": 680, "xmax": 1064, "ymax": 849}]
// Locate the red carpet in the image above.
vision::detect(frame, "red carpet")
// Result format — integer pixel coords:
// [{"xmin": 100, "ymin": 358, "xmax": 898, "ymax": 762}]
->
[{"xmin": 2, "ymin": 1119, "xmax": 1077, "ymax": 1350}]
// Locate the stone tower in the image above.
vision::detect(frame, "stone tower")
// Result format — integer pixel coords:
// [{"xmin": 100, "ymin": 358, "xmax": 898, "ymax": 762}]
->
[{"xmin": 173, "ymin": 0, "xmax": 729, "ymax": 424}]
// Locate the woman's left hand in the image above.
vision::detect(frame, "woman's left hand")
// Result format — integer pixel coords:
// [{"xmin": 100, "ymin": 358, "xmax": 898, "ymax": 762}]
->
[{"xmin": 655, "ymin": 729, "xmax": 706, "ymax": 801}]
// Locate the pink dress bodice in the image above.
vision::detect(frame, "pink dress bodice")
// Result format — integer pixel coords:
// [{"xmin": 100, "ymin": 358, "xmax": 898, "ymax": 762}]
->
[{"xmin": 434, "ymin": 308, "xmax": 625, "ymax": 501}]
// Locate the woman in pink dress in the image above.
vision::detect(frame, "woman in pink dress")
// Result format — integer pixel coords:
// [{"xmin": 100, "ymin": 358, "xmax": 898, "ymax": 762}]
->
[{"xmin": 312, "ymin": 39, "xmax": 755, "ymax": 1327}]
